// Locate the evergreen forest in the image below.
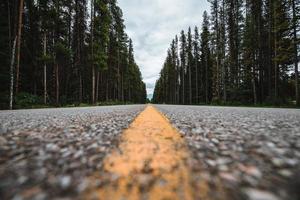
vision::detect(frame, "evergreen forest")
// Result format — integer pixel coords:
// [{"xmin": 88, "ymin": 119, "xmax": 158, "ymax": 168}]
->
[
  {"xmin": 153, "ymin": 0, "xmax": 299, "ymax": 107},
  {"xmin": 0, "ymin": 0, "xmax": 146, "ymax": 109}
]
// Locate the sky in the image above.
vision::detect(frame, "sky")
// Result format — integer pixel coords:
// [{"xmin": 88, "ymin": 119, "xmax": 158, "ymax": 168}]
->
[{"xmin": 119, "ymin": 0, "xmax": 210, "ymax": 97}]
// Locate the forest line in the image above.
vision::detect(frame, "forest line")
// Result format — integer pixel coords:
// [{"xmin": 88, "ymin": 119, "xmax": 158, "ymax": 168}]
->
[
  {"xmin": 0, "ymin": 0, "xmax": 147, "ymax": 110},
  {"xmin": 153, "ymin": 0, "xmax": 299, "ymax": 107}
]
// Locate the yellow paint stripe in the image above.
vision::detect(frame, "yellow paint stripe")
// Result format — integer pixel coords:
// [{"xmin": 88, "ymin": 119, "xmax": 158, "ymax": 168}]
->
[{"xmin": 83, "ymin": 105, "xmax": 213, "ymax": 200}]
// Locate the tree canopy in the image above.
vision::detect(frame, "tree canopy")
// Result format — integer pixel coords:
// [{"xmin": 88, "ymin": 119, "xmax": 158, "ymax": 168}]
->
[
  {"xmin": 0, "ymin": 0, "xmax": 146, "ymax": 109},
  {"xmin": 153, "ymin": 0, "xmax": 299, "ymax": 106}
]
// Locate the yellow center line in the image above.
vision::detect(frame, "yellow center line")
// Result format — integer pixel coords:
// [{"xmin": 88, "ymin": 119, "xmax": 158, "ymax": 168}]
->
[{"xmin": 83, "ymin": 105, "xmax": 211, "ymax": 200}]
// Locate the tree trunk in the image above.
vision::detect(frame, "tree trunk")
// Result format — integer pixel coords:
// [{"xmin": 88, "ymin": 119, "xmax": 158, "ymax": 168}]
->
[
  {"xmin": 121, "ymin": 73, "xmax": 124, "ymax": 102},
  {"xmin": 274, "ymin": 49, "xmax": 278, "ymax": 102},
  {"xmin": 195, "ymin": 60, "xmax": 198, "ymax": 104},
  {"xmin": 216, "ymin": 57, "xmax": 220, "ymax": 101},
  {"xmin": 273, "ymin": 0, "xmax": 279, "ymax": 103},
  {"xmin": 56, "ymin": 64, "xmax": 59, "ymax": 106},
  {"xmin": 96, "ymin": 71, "xmax": 100, "ymax": 102},
  {"xmin": 189, "ymin": 60, "xmax": 193, "ymax": 105},
  {"xmin": 79, "ymin": 72, "xmax": 82, "ymax": 103},
  {"xmin": 128, "ymin": 88, "xmax": 131, "ymax": 101},
  {"xmin": 221, "ymin": 0, "xmax": 227, "ymax": 103},
  {"xmin": 117, "ymin": 46, "xmax": 121, "ymax": 101},
  {"xmin": 91, "ymin": 0, "xmax": 95, "ymax": 104},
  {"xmin": 175, "ymin": 69, "xmax": 178, "ymax": 104},
  {"xmin": 106, "ymin": 78, "xmax": 109, "ymax": 101},
  {"xmin": 189, "ymin": 64, "xmax": 193, "ymax": 105},
  {"xmin": 215, "ymin": 5, "xmax": 220, "ymax": 102},
  {"xmin": 268, "ymin": 0, "xmax": 272, "ymax": 98},
  {"xmin": 252, "ymin": 61, "xmax": 257, "ymax": 105},
  {"xmin": 235, "ymin": 1, "xmax": 239, "ymax": 88},
  {"xmin": 292, "ymin": 0, "xmax": 299, "ymax": 106},
  {"xmin": 9, "ymin": 37, "xmax": 17, "ymax": 110},
  {"xmin": 222, "ymin": 59, "xmax": 227, "ymax": 103},
  {"xmin": 7, "ymin": 0, "xmax": 11, "ymax": 56},
  {"xmin": 43, "ymin": 33, "xmax": 47, "ymax": 104},
  {"xmin": 15, "ymin": 0, "xmax": 24, "ymax": 94},
  {"xmin": 92, "ymin": 67, "xmax": 95, "ymax": 104},
  {"xmin": 258, "ymin": 25, "xmax": 264, "ymax": 103},
  {"xmin": 182, "ymin": 68, "xmax": 185, "ymax": 104},
  {"xmin": 205, "ymin": 54, "xmax": 208, "ymax": 104},
  {"xmin": 274, "ymin": 4, "xmax": 278, "ymax": 103}
]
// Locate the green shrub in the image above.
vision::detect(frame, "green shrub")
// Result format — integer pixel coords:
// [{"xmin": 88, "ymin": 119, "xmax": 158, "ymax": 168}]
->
[
  {"xmin": 0, "ymin": 92, "xmax": 9, "ymax": 110},
  {"xmin": 97, "ymin": 100, "xmax": 133, "ymax": 106},
  {"xmin": 15, "ymin": 92, "xmax": 43, "ymax": 109}
]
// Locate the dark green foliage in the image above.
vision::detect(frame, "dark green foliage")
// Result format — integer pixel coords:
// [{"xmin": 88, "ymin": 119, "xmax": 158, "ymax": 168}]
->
[
  {"xmin": 15, "ymin": 92, "xmax": 43, "ymax": 109},
  {"xmin": 153, "ymin": 0, "xmax": 299, "ymax": 107},
  {"xmin": 0, "ymin": 1, "xmax": 12, "ymax": 109},
  {"xmin": 0, "ymin": 0, "xmax": 146, "ymax": 109}
]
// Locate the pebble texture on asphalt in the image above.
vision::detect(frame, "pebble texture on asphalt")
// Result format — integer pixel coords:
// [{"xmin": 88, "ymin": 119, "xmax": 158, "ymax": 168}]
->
[
  {"xmin": 155, "ymin": 105, "xmax": 300, "ymax": 200},
  {"xmin": 0, "ymin": 105, "xmax": 145, "ymax": 200}
]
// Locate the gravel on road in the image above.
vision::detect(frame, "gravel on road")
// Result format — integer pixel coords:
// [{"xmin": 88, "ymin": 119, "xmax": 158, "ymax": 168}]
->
[
  {"xmin": 0, "ymin": 105, "xmax": 145, "ymax": 200},
  {"xmin": 155, "ymin": 105, "xmax": 300, "ymax": 200}
]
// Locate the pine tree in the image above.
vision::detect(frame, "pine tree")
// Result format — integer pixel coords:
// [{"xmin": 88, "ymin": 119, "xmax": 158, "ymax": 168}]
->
[
  {"xmin": 73, "ymin": 0, "xmax": 87, "ymax": 104},
  {"xmin": 0, "ymin": 0, "xmax": 146, "ymax": 109},
  {"xmin": 193, "ymin": 27, "xmax": 200, "ymax": 104},
  {"xmin": 15, "ymin": 0, "xmax": 24, "ymax": 94},
  {"xmin": 201, "ymin": 11, "xmax": 212, "ymax": 104},
  {"xmin": 170, "ymin": 39, "xmax": 178, "ymax": 104},
  {"xmin": 209, "ymin": 0, "xmax": 221, "ymax": 102},
  {"xmin": 242, "ymin": 0, "xmax": 257, "ymax": 104},
  {"xmin": 154, "ymin": 0, "xmax": 297, "ymax": 106},
  {"xmin": 225, "ymin": 0, "xmax": 243, "ymax": 99},
  {"xmin": 290, "ymin": 0, "xmax": 299, "ymax": 106},
  {"xmin": 179, "ymin": 30, "xmax": 187, "ymax": 104},
  {"xmin": 273, "ymin": 0, "xmax": 293, "ymax": 103},
  {"xmin": 187, "ymin": 27, "xmax": 193, "ymax": 105},
  {"xmin": 220, "ymin": 0, "xmax": 227, "ymax": 102},
  {"xmin": 93, "ymin": 0, "xmax": 110, "ymax": 102}
]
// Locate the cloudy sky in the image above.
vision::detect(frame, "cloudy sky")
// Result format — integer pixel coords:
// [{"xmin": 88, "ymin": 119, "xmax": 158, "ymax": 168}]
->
[{"xmin": 119, "ymin": 0, "xmax": 210, "ymax": 96}]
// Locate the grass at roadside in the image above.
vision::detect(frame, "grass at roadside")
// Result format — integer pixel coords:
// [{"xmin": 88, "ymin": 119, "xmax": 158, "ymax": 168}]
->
[
  {"xmin": 181, "ymin": 101, "xmax": 300, "ymax": 109},
  {"xmin": 7, "ymin": 101, "xmax": 135, "ymax": 110}
]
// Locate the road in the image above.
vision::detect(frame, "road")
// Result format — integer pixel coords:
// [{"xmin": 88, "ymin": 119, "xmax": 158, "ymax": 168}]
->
[
  {"xmin": 0, "ymin": 105, "xmax": 145, "ymax": 200},
  {"xmin": 156, "ymin": 105, "xmax": 300, "ymax": 200},
  {"xmin": 0, "ymin": 105, "xmax": 300, "ymax": 200}
]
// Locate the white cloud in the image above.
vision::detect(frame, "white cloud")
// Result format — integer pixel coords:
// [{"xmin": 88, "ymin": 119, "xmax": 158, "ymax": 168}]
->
[{"xmin": 119, "ymin": 0, "xmax": 210, "ymax": 95}]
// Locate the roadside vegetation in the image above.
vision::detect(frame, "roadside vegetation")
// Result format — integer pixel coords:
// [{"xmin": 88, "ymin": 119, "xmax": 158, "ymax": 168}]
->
[
  {"xmin": 0, "ymin": 0, "xmax": 147, "ymax": 110},
  {"xmin": 10, "ymin": 92, "xmax": 138, "ymax": 110},
  {"xmin": 153, "ymin": 0, "xmax": 299, "ymax": 108}
]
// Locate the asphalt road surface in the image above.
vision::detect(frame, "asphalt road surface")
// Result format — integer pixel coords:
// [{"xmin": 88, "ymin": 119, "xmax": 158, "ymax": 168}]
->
[
  {"xmin": 0, "ymin": 105, "xmax": 145, "ymax": 200},
  {"xmin": 0, "ymin": 105, "xmax": 300, "ymax": 200},
  {"xmin": 156, "ymin": 105, "xmax": 300, "ymax": 200}
]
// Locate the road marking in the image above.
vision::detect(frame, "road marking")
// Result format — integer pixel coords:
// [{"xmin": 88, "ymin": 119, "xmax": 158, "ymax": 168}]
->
[{"xmin": 83, "ymin": 105, "xmax": 213, "ymax": 200}]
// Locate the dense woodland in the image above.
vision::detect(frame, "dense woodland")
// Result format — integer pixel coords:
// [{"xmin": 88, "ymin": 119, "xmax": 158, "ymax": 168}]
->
[
  {"xmin": 153, "ymin": 0, "xmax": 299, "ymax": 106},
  {"xmin": 0, "ymin": 0, "xmax": 146, "ymax": 109}
]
